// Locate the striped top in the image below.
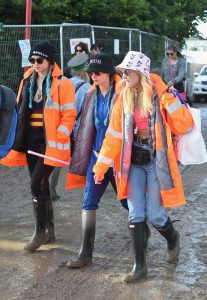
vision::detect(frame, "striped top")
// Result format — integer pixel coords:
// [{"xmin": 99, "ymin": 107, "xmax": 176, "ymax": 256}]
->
[{"xmin": 30, "ymin": 100, "xmax": 43, "ymax": 127}]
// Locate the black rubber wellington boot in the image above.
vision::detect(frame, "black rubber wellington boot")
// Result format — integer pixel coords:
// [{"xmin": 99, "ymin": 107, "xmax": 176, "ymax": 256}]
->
[
  {"xmin": 66, "ymin": 210, "xmax": 96, "ymax": 268},
  {"xmin": 124, "ymin": 222, "xmax": 148, "ymax": 283},
  {"xmin": 45, "ymin": 198, "xmax": 56, "ymax": 243},
  {"xmin": 145, "ymin": 219, "xmax": 151, "ymax": 250},
  {"xmin": 24, "ymin": 198, "xmax": 48, "ymax": 252},
  {"xmin": 156, "ymin": 217, "xmax": 180, "ymax": 263}
]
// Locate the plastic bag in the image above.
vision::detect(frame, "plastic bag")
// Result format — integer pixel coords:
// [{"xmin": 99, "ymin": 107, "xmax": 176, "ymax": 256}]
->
[{"xmin": 174, "ymin": 107, "xmax": 207, "ymax": 165}]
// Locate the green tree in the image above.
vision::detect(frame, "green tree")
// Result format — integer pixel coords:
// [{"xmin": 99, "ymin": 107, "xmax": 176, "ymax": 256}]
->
[{"xmin": 0, "ymin": 0, "xmax": 206, "ymax": 42}]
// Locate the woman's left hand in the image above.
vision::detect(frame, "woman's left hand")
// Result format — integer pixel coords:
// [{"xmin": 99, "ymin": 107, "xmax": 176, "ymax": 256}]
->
[
  {"xmin": 167, "ymin": 81, "xmax": 174, "ymax": 87},
  {"xmin": 94, "ymin": 174, "xmax": 104, "ymax": 184}
]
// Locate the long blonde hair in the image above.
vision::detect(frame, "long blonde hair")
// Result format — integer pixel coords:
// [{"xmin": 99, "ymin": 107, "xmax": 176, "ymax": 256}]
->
[{"xmin": 118, "ymin": 72, "xmax": 153, "ymax": 116}]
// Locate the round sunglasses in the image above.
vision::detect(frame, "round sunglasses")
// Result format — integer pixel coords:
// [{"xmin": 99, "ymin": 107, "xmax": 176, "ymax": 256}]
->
[{"xmin": 29, "ymin": 57, "xmax": 45, "ymax": 64}]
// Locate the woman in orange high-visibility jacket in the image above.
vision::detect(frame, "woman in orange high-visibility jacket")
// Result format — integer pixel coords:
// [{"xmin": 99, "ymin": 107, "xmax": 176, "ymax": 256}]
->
[
  {"xmin": 94, "ymin": 51, "xmax": 193, "ymax": 283},
  {"xmin": 1, "ymin": 42, "xmax": 76, "ymax": 252}
]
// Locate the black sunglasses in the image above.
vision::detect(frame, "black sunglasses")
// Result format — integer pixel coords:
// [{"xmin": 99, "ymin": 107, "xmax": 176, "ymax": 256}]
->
[
  {"xmin": 166, "ymin": 52, "xmax": 174, "ymax": 56},
  {"xmin": 29, "ymin": 57, "xmax": 45, "ymax": 64},
  {"xmin": 76, "ymin": 49, "xmax": 83, "ymax": 53},
  {"xmin": 88, "ymin": 72, "xmax": 101, "ymax": 76}
]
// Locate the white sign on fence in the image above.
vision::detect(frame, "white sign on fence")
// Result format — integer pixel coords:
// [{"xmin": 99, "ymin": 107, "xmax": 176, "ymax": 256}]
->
[
  {"xmin": 114, "ymin": 39, "xmax": 120, "ymax": 54},
  {"xmin": 18, "ymin": 39, "xmax": 31, "ymax": 67}
]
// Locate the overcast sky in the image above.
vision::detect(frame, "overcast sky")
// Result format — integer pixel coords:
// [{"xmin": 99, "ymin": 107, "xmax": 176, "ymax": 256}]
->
[{"xmin": 197, "ymin": 21, "xmax": 207, "ymax": 38}]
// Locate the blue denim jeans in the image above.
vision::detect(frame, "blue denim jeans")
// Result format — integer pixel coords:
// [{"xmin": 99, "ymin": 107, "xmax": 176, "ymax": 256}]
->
[
  {"xmin": 83, "ymin": 152, "xmax": 128, "ymax": 210},
  {"xmin": 127, "ymin": 158, "xmax": 168, "ymax": 227}
]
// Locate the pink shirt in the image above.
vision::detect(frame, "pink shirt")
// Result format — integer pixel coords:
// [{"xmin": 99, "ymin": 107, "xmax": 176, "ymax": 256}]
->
[{"xmin": 134, "ymin": 108, "xmax": 148, "ymax": 129}]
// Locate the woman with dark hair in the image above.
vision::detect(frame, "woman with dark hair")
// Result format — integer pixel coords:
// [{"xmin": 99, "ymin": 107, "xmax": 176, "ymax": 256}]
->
[
  {"xmin": 74, "ymin": 42, "xmax": 90, "ymax": 55},
  {"xmin": 1, "ymin": 42, "xmax": 76, "ymax": 252},
  {"xmin": 161, "ymin": 43, "xmax": 186, "ymax": 94},
  {"xmin": 63, "ymin": 53, "xmax": 128, "ymax": 269}
]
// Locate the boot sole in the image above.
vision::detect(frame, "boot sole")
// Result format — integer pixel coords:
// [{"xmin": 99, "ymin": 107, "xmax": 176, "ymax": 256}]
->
[
  {"xmin": 124, "ymin": 270, "xmax": 147, "ymax": 284},
  {"xmin": 60, "ymin": 259, "xmax": 92, "ymax": 269}
]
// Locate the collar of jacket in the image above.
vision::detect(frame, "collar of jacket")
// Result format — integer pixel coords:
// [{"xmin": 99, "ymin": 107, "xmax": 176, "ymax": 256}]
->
[
  {"xmin": 23, "ymin": 63, "xmax": 62, "ymax": 80},
  {"xmin": 22, "ymin": 63, "xmax": 63, "ymax": 99}
]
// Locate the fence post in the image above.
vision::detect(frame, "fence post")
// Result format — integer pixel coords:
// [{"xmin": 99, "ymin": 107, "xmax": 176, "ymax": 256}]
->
[
  {"xmin": 139, "ymin": 30, "xmax": 142, "ymax": 52},
  {"xmin": 91, "ymin": 25, "xmax": 95, "ymax": 44},
  {"xmin": 129, "ymin": 30, "xmax": 132, "ymax": 51},
  {"xmin": 60, "ymin": 25, "xmax": 64, "ymax": 71}
]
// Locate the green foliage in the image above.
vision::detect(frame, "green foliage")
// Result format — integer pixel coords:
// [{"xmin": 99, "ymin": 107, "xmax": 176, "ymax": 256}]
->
[{"xmin": 0, "ymin": 0, "xmax": 206, "ymax": 41}]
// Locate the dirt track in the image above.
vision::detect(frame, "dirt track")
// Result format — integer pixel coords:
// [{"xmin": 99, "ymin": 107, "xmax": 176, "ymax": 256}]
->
[{"xmin": 0, "ymin": 104, "xmax": 207, "ymax": 300}]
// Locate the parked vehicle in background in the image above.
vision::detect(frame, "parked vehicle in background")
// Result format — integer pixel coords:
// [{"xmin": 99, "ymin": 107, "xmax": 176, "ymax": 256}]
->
[{"xmin": 193, "ymin": 65, "xmax": 207, "ymax": 102}]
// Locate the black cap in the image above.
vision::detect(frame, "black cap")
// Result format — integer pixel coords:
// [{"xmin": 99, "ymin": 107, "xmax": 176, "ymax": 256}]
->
[
  {"xmin": 29, "ymin": 42, "xmax": 56, "ymax": 64},
  {"xmin": 86, "ymin": 53, "xmax": 115, "ymax": 73},
  {"xmin": 67, "ymin": 53, "xmax": 89, "ymax": 71}
]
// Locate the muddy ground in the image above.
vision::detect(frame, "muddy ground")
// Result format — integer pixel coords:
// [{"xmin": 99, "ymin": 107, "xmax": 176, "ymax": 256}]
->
[{"xmin": 0, "ymin": 104, "xmax": 207, "ymax": 300}]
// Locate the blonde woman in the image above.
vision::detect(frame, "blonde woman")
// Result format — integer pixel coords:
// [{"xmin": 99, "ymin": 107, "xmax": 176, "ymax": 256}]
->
[{"xmin": 93, "ymin": 51, "xmax": 193, "ymax": 283}]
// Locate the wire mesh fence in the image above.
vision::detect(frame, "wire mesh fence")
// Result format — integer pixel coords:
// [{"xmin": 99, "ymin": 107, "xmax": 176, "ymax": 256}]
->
[{"xmin": 0, "ymin": 23, "xmax": 174, "ymax": 93}]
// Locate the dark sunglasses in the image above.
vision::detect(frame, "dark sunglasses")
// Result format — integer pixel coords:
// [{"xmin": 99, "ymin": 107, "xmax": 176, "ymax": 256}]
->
[
  {"xmin": 29, "ymin": 57, "xmax": 44, "ymax": 64},
  {"xmin": 123, "ymin": 69, "xmax": 130, "ymax": 76},
  {"xmin": 166, "ymin": 52, "xmax": 174, "ymax": 56},
  {"xmin": 88, "ymin": 72, "xmax": 101, "ymax": 76},
  {"xmin": 76, "ymin": 49, "xmax": 83, "ymax": 53}
]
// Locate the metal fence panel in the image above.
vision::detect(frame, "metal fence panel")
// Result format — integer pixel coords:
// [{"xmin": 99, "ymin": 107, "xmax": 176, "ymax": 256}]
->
[{"xmin": 0, "ymin": 23, "xmax": 174, "ymax": 93}]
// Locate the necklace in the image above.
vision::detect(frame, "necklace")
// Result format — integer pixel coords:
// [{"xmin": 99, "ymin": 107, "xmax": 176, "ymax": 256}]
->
[
  {"xmin": 34, "ymin": 88, "xmax": 42, "ymax": 103},
  {"xmin": 37, "ymin": 89, "xmax": 42, "ymax": 101}
]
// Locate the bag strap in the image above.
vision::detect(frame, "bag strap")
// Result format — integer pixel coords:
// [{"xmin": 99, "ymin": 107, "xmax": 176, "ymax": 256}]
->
[
  {"xmin": 75, "ymin": 81, "xmax": 86, "ymax": 93},
  {"xmin": 169, "ymin": 59, "xmax": 173, "ymax": 80},
  {"xmin": 170, "ymin": 90, "xmax": 188, "ymax": 107}
]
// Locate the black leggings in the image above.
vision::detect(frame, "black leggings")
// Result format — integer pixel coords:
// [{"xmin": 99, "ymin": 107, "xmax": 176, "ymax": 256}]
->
[{"xmin": 26, "ymin": 152, "xmax": 54, "ymax": 201}]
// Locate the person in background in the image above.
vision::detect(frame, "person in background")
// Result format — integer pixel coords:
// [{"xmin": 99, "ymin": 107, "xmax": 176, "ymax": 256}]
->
[
  {"xmin": 161, "ymin": 43, "xmax": 186, "ymax": 91},
  {"xmin": 90, "ymin": 44, "xmax": 102, "ymax": 55},
  {"xmin": 93, "ymin": 51, "xmax": 193, "ymax": 283},
  {"xmin": 74, "ymin": 42, "xmax": 90, "ymax": 55},
  {"xmin": 1, "ymin": 42, "xmax": 76, "ymax": 252},
  {"xmin": 0, "ymin": 84, "xmax": 17, "ymax": 159},
  {"xmin": 62, "ymin": 53, "xmax": 128, "ymax": 269},
  {"xmin": 49, "ymin": 53, "xmax": 91, "ymax": 199},
  {"xmin": 67, "ymin": 53, "xmax": 91, "ymax": 136},
  {"xmin": 161, "ymin": 43, "xmax": 192, "ymax": 106}
]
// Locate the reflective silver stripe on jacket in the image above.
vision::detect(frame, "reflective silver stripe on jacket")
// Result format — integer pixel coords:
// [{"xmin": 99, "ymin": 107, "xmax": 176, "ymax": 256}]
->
[
  {"xmin": 57, "ymin": 125, "xmax": 70, "ymax": 137},
  {"xmin": 107, "ymin": 127, "xmax": 122, "ymax": 139},
  {"xmin": 98, "ymin": 154, "xmax": 113, "ymax": 166},
  {"xmin": 60, "ymin": 103, "xmax": 75, "ymax": 111},
  {"xmin": 166, "ymin": 99, "xmax": 182, "ymax": 115},
  {"xmin": 48, "ymin": 141, "xmax": 70, "ymax": 150},
  {"xmin": 45, "ymin": 102, "xmax": 75, "ymax": 111}
]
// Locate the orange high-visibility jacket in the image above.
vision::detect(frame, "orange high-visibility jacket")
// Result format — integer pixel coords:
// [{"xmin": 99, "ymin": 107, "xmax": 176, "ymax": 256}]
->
[
  {"xmin": 0, "ymin": 64, "xmax": 76, "ymax": 167},
  {"xmin": 93, "ymin": 73, "xmax": 194, "ymax": 208}
]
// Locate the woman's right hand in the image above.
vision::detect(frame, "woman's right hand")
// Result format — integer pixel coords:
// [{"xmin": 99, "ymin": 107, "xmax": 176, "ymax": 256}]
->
[{"xmin": 94, "ymin": 174, "xmax": 104, "ymax": 184}]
